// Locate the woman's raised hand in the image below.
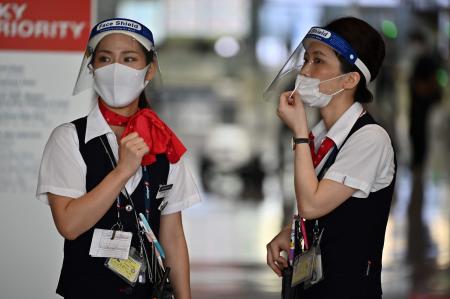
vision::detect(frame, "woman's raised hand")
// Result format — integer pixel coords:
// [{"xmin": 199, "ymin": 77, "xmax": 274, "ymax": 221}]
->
[
  {"xmin": 116, "ymin": 132, "xmax": 149, "ymax": 178},
  {"xmin": 277, "ymin": 91, "xmax": 308, "ymax": 137}
]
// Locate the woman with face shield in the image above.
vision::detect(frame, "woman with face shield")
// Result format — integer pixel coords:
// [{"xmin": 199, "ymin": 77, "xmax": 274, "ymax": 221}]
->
[
  {"xmin": 265, "ymin": 17, "xmax": 395, "ymax": 298},
  {"xmin": 36, "ymin": 18, "xmax": 201, "ymax": 299}
]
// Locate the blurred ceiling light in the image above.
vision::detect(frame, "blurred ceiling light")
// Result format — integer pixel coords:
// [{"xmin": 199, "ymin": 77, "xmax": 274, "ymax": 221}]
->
[
  {"xmin": 117, "ymin": 0, "xmax": 166, "ymax": 45},
  {"xmin": 256, "ymin": 36, "xmax": 288, "ymax": 67},
  {"xmin": 436, "ymin": 0, "xmax": 450, "ymax": 7},
  {"xmin": 381, "ymin": 20, "xmax": 398, "ymax": 39},
  {"xmin": 214, "ymin": 36, "xmax": 240, "ymax": 58},
  {"xmin": 436, "ymin": 69, "xmax": 448, "ymax": 87}
]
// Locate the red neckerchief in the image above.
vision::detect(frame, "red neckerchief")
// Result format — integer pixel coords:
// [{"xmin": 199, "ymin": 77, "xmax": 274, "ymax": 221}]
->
[
  {"xmin": 308, "ymin": 132, "xmax": 335, "ymax": 168},
  {"xmin": 99, "ymin": 101, "xmax": 186, "ymax": 166}
]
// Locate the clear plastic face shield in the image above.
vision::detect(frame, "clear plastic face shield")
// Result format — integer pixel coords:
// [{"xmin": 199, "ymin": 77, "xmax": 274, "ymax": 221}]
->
[
  {"xmin": 73, "ymin": 18, "xmax": 163, "ymax": 101},
  {"xmin": 263, "ymin": 27, "xmax": 371, "ymax": 102}
]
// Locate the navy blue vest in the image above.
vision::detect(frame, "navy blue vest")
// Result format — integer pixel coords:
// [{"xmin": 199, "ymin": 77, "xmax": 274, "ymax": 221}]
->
[
  {"xmin": 56, "ymin": 117, "xmax": 169, "ymax": 298},
  {"xmin": 298, "ymin": 113, "xmax": 396, "ymax": 298}
]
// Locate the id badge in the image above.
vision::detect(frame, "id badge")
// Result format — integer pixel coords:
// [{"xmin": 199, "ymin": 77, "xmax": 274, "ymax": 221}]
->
[
  {"xmin": 311, "ymin": 249, "xmax": 323, "ymax": 284},
  {"xmin": 105, "ymin": 247, "xmax": 144, "ymax": 286},
  {"xmin": 291, "ymin": 247, "xmax": 315, "ymax": 287},
  {"xmin": 303, "ymin": 248, "xmax": 324, "ymax": 289},
  {"xmin": 156, "ymin": 184, "xmax": 173, "ymax": 200},
  {"xmin": 89, "ymin": 228, "xmax": 132, "ymax": 259},
  {"xmin": 305, "ymin": 228, "xmax": 325, "ymax": 288}
]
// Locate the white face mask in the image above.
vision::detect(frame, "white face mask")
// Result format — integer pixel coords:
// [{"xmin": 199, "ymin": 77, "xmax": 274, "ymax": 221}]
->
[
  {"xmin": 294, "ymin": 74, "xmax": 346, "ymax": 108},
  {"xmin": 93, "ymin": 63, "xmax": 150, "ymax": 108}
]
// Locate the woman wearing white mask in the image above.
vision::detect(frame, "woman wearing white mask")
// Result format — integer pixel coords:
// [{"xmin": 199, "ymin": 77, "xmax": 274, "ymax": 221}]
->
[
  {"xmin": 265, "ymin": 17, "xmax": 395, "ymax": 298},
  {"xmin": 36, "ymin": 18, "xmax": 201, "ymax": 299}
]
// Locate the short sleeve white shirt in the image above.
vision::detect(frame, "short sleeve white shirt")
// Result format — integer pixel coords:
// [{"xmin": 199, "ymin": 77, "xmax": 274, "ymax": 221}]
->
[
  {"xmin": 36, "ymin": 103, "xmax": 201, "ymax": 215},
  {"xmin": 311, "ymin": 102, "xmax": 395, "ymax": 198}
]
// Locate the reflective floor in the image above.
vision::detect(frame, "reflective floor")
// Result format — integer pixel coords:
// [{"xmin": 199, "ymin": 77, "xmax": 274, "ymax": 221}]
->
[{"xmin": 183, "ymin": 106, "xmax": 450, "ymax": 299}]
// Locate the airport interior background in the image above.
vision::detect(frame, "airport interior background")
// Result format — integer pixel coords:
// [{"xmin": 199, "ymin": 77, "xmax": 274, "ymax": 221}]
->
[{"xmin": 0, "ymin": 0, "xmax": 449, "ymax": 298}]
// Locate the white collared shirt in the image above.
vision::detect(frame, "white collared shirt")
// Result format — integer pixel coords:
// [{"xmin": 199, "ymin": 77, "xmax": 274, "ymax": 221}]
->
[
  {"xmin": 36, "ymin": 103, "xmax": 201, "ymax": 215},
  {"xmin": 311, "ymin": 102, "xmax": 395, "ymax": 198}
]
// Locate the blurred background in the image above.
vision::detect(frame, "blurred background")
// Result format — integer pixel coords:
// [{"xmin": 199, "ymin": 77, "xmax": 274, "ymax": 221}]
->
[{"xmin": 0, "ymin": 0, "xmax": 449, "ymax": 298}]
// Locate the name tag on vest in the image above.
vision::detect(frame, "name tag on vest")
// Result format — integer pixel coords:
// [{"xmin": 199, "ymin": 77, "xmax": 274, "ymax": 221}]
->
[{"xmin": 156, "ymin": 184, "xmax": 173, "ymax": 199}]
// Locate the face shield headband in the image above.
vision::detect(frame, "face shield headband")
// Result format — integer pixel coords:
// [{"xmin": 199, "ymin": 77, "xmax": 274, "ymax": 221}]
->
[
  {"xmin": 73, "ymin": 18, "xmax": 161, "ymax": 96},
  {"xmin": 303, "ymin": 27, "xmax": 371, "ymax": 84},
  {"xmin": 263, "ymin": 26, "xmax": 371, "ymax": 102}
]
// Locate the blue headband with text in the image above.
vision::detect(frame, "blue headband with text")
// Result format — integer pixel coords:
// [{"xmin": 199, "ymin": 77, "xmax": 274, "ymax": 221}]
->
[
  {"xmin": 304, "ymin": 27, "xmax": 371, "ymax": 83},
  {"xmin": 89, "ymin": 18, "xmax": 154, "ymax": 51}
]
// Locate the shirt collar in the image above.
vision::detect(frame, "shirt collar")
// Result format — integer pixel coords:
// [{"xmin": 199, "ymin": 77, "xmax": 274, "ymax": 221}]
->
[
  {"xmin": 85, "ymin": 102, "xmax": 114, "ymax": 144},
  {"xmin": 310, "ymin": 102, "xmax": 364, "ymax": 149}
]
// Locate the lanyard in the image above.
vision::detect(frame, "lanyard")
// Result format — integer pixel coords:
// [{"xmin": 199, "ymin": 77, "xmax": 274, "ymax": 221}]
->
[
  {"xmin": 100, "ymin": 134, "xmax": 165, "ymax": 283},
  {"xmin": 142, "ymin": 165, "xmax": 151, "ymax": 223},
  {"xmin": 99, "ymin": 135, "xmax": 142, "ymax": 234},
  {"xmin": 99, "ymin": 136, "xmax": 123, "ymax": 226}
]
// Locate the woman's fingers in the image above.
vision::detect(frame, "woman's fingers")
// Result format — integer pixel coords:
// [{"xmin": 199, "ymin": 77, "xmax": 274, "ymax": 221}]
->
[
  {"xmin": 120, "ymin": 133, "xmax": 149, "ymax": 156},
  {"xmin": 121, "ymin": 134, "xmax": 144, "ymax": 147},
  {"xmin": 278, "ymin": 91, "xmax": 300, "ymax": 116},
  {"xmin": 277, "ymin": 92, "xmax": 289, "ymax": 118},
  {"xmin": 283, "ymin": 90, "xmax": 300, "ymax": 106},
  {"xmin": 277, "ymin": 255, "xmax": 289, "ymax": 269},
  {"xmin": 266, "ymin": 244, "xmax": 283, "ymax": 276},
  {"xmin": 277, "ymin": 89, "xmax": 308, "ymax": 136},
  {"xmin": 121, "ymin": 131, "xmax": 139, "ymax": 143},
  {"xmin": 136, "ymin": 144, "xmax": 149, "ymax": 157},
  {"xmin": 278, "ymin": 91, "xmax": 291, "ymax": 108},
  {"xmin": 116, "ymin": 132, "xmax": 150, "ymax": 177},
  {"xmin": 266, "ymin": 240, "xmax": 290, "ymax": 277},
  {"xmin": 287, "ymin": 90, "xmax": 296, "ymax": 105},
  {"xmin": 266, "ymin": 225, "xmax": 293, "ymax": 276}
]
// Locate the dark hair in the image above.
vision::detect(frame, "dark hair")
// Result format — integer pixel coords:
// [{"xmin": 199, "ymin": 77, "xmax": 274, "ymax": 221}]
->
[
  {"xmin": 138, "ymin": 44, "xmax": 155, "ymax": 108},
  {"xmin": 324, "ymin": 17, "xmax": 385, "ymax": 103}
]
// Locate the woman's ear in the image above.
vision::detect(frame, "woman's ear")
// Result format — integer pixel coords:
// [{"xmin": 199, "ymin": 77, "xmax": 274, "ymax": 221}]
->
[
  {"xmin": 145, "ymin": 62, "xmax": 157, "ymax": 81},
  {"xmin": 343, "ymin": 71, "xmax": 360, "ymax": 89}
]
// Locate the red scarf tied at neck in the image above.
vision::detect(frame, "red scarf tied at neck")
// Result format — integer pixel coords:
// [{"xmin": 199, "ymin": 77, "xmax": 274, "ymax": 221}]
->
[{"xmin": 99, "ymin": 101, "xmax": 186, "ymax": 166}]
